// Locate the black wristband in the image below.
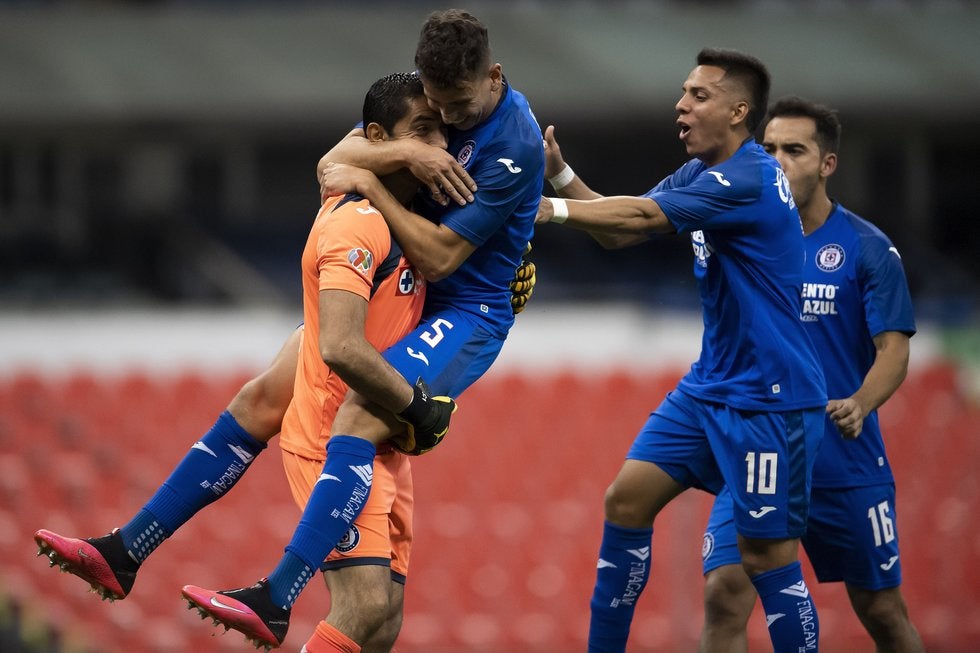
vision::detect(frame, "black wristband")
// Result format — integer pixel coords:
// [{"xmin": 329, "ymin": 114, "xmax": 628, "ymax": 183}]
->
[{"xmin": 398, "ymin": 382, "xmax": 429, "ymax": 426}]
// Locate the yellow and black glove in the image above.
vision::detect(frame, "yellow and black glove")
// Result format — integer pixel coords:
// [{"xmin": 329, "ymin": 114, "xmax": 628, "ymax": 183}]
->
[
  {"xmin": 391, "ymin": 378, "xmax": 457, "ymax": 455},
  {"xmin": 510, "ymin": 243, "xmax": 536, "ymax": 315}
]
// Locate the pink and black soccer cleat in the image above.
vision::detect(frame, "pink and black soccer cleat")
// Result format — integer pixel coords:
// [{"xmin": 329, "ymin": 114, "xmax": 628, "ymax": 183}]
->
[
  {"xmin": 34, "ymin": 528, "xmax": 138, "ymax": 601},
  {"xmin": 182, "ymin": 579, "xmax": 290, "ymax": 651}
]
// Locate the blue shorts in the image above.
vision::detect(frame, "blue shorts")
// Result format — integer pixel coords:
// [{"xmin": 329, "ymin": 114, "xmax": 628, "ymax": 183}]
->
[
  {"xmin": 703, "ymin": 483, "xmax": 904, "ymax": 591},
  {"xmin": 701, "ymin": 487, "xmax": 742, "ymax": 574},
  {"xmin": 628, "ymin": 390, "xmax": 823, "ymax": 539},
  {"xmin": 382, "ymin": 306, "xmax": 505, "ymax": 398},
  {"xmin": 803, "ymin": 483, "xmax": 904, "ymax": 589}
]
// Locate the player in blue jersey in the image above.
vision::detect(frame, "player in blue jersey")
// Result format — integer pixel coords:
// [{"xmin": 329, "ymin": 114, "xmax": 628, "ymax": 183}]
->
[
  {"xmin": 182, "ymin": 10, "xmax": 543, "ymax": 651},
  {"xmin": 699, "ymin": 97, "xmax": 924, "ymax": 653},
  {"xmin": 536, "ymin": 49, "xmax": 827, "ymax": 652}
]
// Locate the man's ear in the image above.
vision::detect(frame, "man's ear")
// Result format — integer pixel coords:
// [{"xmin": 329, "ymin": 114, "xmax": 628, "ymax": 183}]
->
[
  {"xmin": 489, "ymin": 63, "xmax": 503, "ymax": 91},
  {"xmin": 821, "ymin": 151, "xmax": 838, "ymax": 180},
  {"xmin": 365, "ymin": 122, "xmax": 387, "ymax": 142},
  {"xmin": 731, "ymin": 101, "xmax": 749, "ymax": 127}
]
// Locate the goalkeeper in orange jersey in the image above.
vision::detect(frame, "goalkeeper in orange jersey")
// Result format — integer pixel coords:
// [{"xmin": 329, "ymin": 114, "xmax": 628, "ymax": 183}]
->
[
  {"xmin": 181, "ymin": 10, "xmax": 543, "ymax": 651},
  {"xmin": 36, "ymin": 71, "xmax": 534, "ymax": 653}
]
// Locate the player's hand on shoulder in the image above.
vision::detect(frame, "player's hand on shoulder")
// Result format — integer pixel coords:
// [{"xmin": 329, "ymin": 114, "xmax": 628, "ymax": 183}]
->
[
  {"xmin": 320, "ymin": 162, "xmax": 374, "ymax": 203},
  {"xmin": 391, "ymin": 378, "xmax": 457, "ymax": 455},
  {"xmin": 404, "ymin": 140, "xmax": 476, "ymax": 208}
]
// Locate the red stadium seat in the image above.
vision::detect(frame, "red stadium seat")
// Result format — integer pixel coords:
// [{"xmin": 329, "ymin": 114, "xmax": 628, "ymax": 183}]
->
[{"xmin": 5, "ymin": 364, "xmax": 980, "ymax": 652}]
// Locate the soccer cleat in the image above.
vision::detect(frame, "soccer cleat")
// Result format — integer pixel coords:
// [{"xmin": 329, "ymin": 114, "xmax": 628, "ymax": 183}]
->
[
  {"xmin": 181, "ymin": 579, "xmax": 289, "ymax": 651},
  {"xmin": 33, "ymin": 528, "xmax": 138, "ymax": 601}
]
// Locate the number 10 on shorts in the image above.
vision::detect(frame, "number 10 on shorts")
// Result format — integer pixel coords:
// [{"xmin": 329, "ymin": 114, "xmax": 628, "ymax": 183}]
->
[{"xmin": 745, "ymin": 452, "xmax": 778, "ymax": 495}]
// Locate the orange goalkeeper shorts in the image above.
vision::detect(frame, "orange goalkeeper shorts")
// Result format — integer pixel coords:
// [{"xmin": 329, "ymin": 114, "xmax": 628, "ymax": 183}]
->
[{"xmin": 280, "ymin": 445, "xmax": 414, "ymax": 581}]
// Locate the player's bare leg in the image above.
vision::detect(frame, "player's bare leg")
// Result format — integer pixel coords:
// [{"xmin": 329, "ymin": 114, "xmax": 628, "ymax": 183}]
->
[
  {"xmin": 299, "ymin": 566, "xmax": 405, "ymax": 652},
  {"xmin": 360, "ymin": 582, "xmax": 404, "ymax": 653},
  {"xmin": 699, "ymin": 564, "xmax": 754, "ymax": 653},
  {"xmin": 227, "ymin": 326, "xmax": 302, "ymax": 442},
  {"xmin": 846, "ymin": 584, "xmax": 924, "ymax": 653},
  {"xmin": 181, "ymin": 392, "xmax": 412, "ymax": 650},
  {"xmin": 332, "ymin": 390, "xmax": 406, "ymax": 446}
]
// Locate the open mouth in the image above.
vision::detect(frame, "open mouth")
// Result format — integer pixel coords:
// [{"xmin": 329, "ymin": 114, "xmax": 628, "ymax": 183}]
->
[{"xmin": 677, "ymin": 121, "xmax": 692, "ymax": 139}]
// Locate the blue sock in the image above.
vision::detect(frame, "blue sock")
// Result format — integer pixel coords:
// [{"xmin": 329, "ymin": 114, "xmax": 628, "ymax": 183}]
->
[
  {"xmin": 750, "ymin": 561, "xmax": 819, "ymax": 652},
  {"xmin": 266, "ymin": 435, "xmax": 376, "ymax": 609},
  {"xmin": 588, "ymin": 521, "xmax": 654, "ymax": 653},
  {"xmin": 119, "ymin": 411, "xmax": 266, "ymax": 564}
]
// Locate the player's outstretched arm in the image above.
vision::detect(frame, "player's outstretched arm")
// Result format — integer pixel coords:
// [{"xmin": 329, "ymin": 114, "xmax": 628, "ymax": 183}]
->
[
  {"xmin": 540, "ymin": 125, "xmax": 656, "ymax": 249},
  {"xmin": 318, "ymin": 129, "xmax": 475, "ymax": 207},
  {"xmin": 536, "ymin": 193, "xmax": 670, "ymax": 250}
]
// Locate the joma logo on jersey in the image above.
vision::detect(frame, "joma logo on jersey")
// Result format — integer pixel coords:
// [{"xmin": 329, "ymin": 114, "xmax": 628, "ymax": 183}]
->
[
  {"xmin": 691, "ymin": 230, "xmax": 713, "ymax": 268},
  {"xmin": 347, "ymin": 248, "xmax": 373, "ymax": 273},
  {"xmin": 497, "ymin": 158, "xmax": 522, "ymax": 174},
  {"xmin": 707, "ymin": 171, "xmax": 731, "ymax": 186}
]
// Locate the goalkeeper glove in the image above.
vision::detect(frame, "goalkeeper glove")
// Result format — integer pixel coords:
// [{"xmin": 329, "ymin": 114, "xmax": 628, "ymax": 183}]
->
[
  {"xmin": 510, "ymin": 242, "xmax": 536, "ymax": 315},
  {"xmin": 391, "ymin": 378, "xmax": 457, "ymax": 455}
]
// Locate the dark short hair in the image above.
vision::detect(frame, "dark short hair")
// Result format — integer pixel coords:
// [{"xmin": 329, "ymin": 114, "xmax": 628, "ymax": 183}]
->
[
  {"xmin": 696, "ymin": 48, "xmax": 771, "ymax": 133},
  {"xmin": 362, "ymin": 72, "xmax": 425, "ymax": 133},
  {"xmin": 414, "ymin": 9, "xmax": 490, "ymax": 89},
  {"xmin": 766, "ymin": 95, "xmax": 842, "ymax": 155}
]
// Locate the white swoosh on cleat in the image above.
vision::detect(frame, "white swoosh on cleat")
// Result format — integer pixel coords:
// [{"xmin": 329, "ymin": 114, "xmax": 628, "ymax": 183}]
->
[{"xmin": 209, "ymin": 596, "xmax": 250, "ymax": 614}]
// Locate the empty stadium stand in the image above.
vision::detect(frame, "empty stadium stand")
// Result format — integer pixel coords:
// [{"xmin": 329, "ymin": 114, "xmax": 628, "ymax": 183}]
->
[{"xmin": 2, "ymin": 365, "xmax": 977, "ymax": 652}]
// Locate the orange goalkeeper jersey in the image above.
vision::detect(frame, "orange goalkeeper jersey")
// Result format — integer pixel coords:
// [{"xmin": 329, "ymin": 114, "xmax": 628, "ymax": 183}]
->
[{"xmin": 279, "ymin": 194, "xmax": 425, "ymax": 460}]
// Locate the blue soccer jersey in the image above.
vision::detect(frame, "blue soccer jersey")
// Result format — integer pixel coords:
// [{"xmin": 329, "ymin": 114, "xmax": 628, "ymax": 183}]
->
[
  {"xmin": 646, "ymin": 139, "xmax": 826, "ymax": 411},
  {"xmin": 804, "ymin": 203, "xmax": 916, "ymax": 488},
  {"xmin": 416, "ymin": 81, "xmax": 544, "ymax": 337}
]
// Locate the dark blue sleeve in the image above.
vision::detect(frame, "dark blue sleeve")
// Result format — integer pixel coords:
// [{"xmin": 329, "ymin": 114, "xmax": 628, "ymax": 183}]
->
[
  {"xmin": 859, "ymin": 234, "xmax": 917, "ymax": 338},
  {"xmin": 651, "ymin": 166, "xmax": 761, "ymax": 233},
  {"xmin": 440, "ymin": 138, "xmax": 542, "ymax": 246}
]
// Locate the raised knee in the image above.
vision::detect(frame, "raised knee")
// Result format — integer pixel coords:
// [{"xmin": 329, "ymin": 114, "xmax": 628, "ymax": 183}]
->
[
  {"xmin": 603, "ymin": 484, "xmax": 649, "ymax": 526},
  {"xmin": 703, "ymin": 567, "xmax": 755, "ymax": 625}
]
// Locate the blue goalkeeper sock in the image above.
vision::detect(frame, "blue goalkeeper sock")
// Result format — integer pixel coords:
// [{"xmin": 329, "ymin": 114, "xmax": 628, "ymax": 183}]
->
[
  {"xmin": 588, "ymin": 521, "xmax": 654, "ymax": 653},
  {"xmin": 119, "ymin": 411, "xmax": 267, "ymax": 564},
  {"xmin": 266, "ymin": 435, "xmax": 376, "ymax": 609},
  {"xmin": 750, "ymin": 560, "xmax": 819, "ymax": 652}
]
